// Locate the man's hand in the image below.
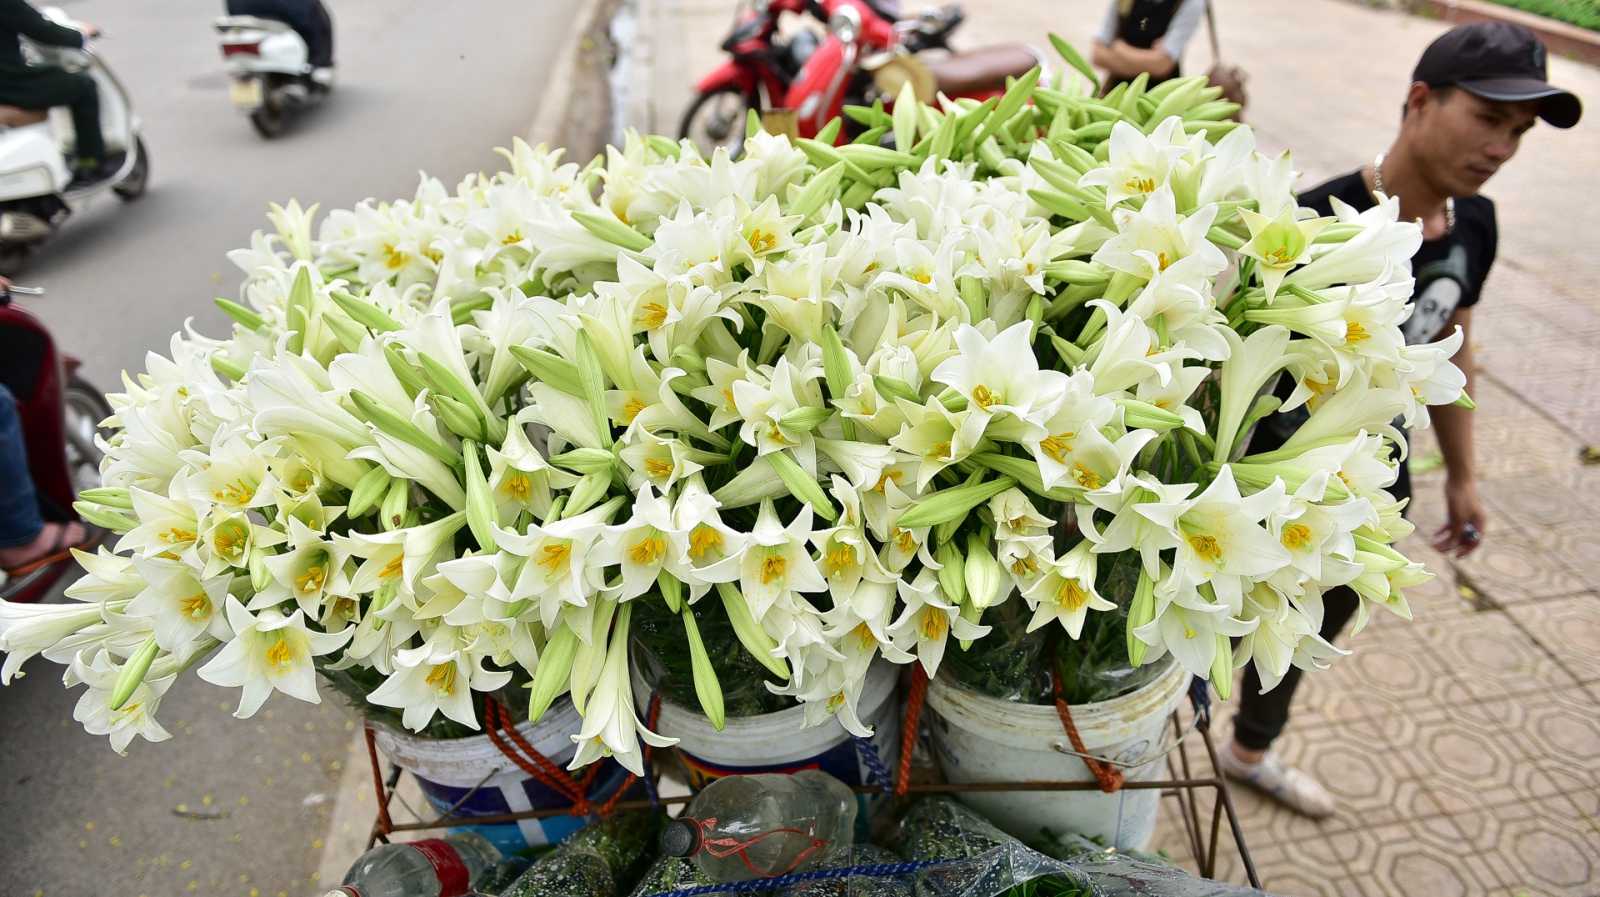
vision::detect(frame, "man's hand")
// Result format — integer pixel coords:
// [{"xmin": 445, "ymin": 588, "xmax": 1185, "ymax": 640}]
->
[
  {"xmin": 78, "ymin": 23, "xmax": 101, "ymax": 39},
  {"xmin": 1433, "ymin": 476, "xmax": 1485, "ymax": 557}
]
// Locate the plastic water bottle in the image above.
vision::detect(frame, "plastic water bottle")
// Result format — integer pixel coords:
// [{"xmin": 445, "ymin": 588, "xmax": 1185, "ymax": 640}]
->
[
  {"xmin": 325, "ymin": 832, "xmax": 500, "ymax": 897},
  {"xmin": 660, "ymin": 771, "xmax": 858, "ymax": 883}
]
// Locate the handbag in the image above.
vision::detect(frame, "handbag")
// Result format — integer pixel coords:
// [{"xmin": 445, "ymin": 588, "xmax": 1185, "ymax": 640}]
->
[{"xmin": 1203, "ymin": 1, "xmax": 1248, "ymax": 114}]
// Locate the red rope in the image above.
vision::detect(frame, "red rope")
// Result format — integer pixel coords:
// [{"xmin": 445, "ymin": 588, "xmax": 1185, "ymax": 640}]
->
[
  {"xmin": 482, "ymin": 696, "xmax": 594, "ymax": 815},
  {"xmin": 1053, "ymin": 672, "xmax": 1124, "ymax": 793},
  {"xmin": 896, "ymin": 664, "xmax": 928, "ymax": 796},
  {"xmin": 364, "ymin": 723, "xmax": 393, "ymax": 836}
]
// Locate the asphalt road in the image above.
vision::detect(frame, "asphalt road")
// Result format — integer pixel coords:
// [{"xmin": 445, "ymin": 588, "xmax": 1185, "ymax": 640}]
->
[{"xmin": 1, "ymin": 1, "xmax": 579, "ymax": 895}]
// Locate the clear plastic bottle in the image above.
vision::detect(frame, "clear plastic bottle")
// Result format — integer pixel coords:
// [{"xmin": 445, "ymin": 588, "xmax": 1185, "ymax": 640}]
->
[
  {"xmin": 325, "ymin": 832, "xmax": 501, "ymax": 897},
  {"xmin": 660, "ymin": 770, "xmax": 858, "ymax": 883}
]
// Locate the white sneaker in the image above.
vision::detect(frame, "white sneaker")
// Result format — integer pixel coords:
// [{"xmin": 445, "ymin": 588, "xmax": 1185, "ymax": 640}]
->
[
  {"xmin": 310, "ymin": 67, "xmax": 336, "ymax": 87},
  {"xmin": 1216, "ymin": 742, "xmax": 1337, "ymax": 819}
]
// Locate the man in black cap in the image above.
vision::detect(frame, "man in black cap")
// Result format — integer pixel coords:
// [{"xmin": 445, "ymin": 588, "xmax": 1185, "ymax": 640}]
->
[{"xmin": 1216, "ymin": 22, "xmax": 1582, "ymax": 817}]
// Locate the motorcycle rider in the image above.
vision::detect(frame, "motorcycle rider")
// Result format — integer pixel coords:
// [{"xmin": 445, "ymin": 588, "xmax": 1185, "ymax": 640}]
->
[
  {"xmin": 0, "ymin": 0, "xmax": 110, "ymax": 188},
  {"xmin": 224, "ymin": 0, "xmax": 334, "ymax": 83},
  {"xmin": 0, "ymin": 275, "xmax": 103, "ymax": 578}
]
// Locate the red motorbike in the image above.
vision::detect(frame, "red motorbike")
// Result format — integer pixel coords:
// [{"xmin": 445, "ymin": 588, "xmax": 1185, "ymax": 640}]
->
[
  {"xmin": 0, "ymin": 285, "xmax": 113, "ymax": 602},
  {"xmin": 682, "ymin": 0, "xmax": 1043, "ymax": 149}
]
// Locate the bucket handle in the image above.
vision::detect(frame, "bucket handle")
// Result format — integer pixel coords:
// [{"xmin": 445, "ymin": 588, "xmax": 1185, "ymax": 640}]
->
[{"xmin": 1048, "ymin": 708, "xmax": 1201, "ymax": 771}]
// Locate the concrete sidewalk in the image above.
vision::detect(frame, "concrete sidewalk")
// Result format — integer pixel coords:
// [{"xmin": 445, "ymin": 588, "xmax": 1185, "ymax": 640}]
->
[{"xmin": 630, "ymin": 1, "xmax": 1600, "ymax": 894}]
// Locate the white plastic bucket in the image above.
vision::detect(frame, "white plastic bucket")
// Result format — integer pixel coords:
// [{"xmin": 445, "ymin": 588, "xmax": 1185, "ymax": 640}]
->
[
  {"xmin": 631, "ymin": 659, "xmax": 902, "ymax": 828},
  {"xmin": 371, "ymin": 698, "xmax": 627, "ymax": 854},
  {"xmin": 925, "ymin": 660, "xmax": 1191, "ymax": 851}
]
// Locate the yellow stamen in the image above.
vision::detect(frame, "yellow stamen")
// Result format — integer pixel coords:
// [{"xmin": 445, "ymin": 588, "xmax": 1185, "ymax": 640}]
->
[
  {"xmin": 1157, "ymin": 252, "xmax": 1173, "ymax": 271},
  {"xmin": 213, "ymin": 527, "xmax": 242, "ymax": 557},
  {"xmin": 643, "ymin": 458, "xmax": 674, "ymax": 478},
  {"xmin": 826, "ymin": 545, "xmax": 856, "ymax": 572},
  {"xmin": 425, "ymin": 662, "xmax": 457, "ymax": 697},
  {"xmin": 1071, "ymin": 462, "xmax": 1102, "ymax": 490},
  {"xmin": 621, "ymin": 397, "xmax": 647, "ymax": 423},
  {"xmin": 1281, "ymin": 524, "xmax": 1314, "ymax": 551},
  {"xmin": 384, "ymin": 245, "xmax": 405, "ymax": 270},
  {"xmin": 162, "ymin": 527, "xmax": 196, "ymax": 545},
  {"xmin": 212, "ymin": 477, "xmax": 254, "ymax": 505},
  {"xmin": 503, "ymin": 473, "xmax": 531, "ymax": 501},
  {"xmin": 629, "ymin": 534, "xmax": 666, "ymax": 565},
  {"xmin": 1055, "ymin": 578, "xmax": 1087, "ymax": 612},
  {"xmin": 501, "ymin": 231, "xmax": 525, "ymax": 245},
  {"xmin": 180, "ymin": 592, "xmax": 210, "ymax": 621},
  {"xmin": 748, "ymin": 229, "xmax": 778, "ymax": 254},
  {"xmin": 1125, "ymin": 176, "xmax": 1155, "ymax": 194},
  {"xmin": 1011, "ymin": 555, "xmax": 1039, "ymax": 577},
  {"xmin": 379, "ymin": 554, "xmax": 404, "ymax": 581},
  {"xmin": 826, "ymin": 691, "xmax": 846, "ymax": 713},
  {"xmin": 537, "ymin": 541, "xmax": 572, "ymax": 573},
  {"xmin": 894, "ymin": 527, "xmax": 916, "ymax": 553},
  {"xmin": 853, "ymin": 622, "xmax": 875, "ymax": 650},
  {"xmin": 688, "ymin": 526, "xmax": 723, "ymax": 559},
  {"xmin": 1344, "ymin": 321, "xmax": 1370, "ymax": 343},
  {"xmin": 873, "ymin": 471, "xmax": 903, "ymax": 494},
  {"xmin": 970, "ymin": 384, "xmax": 997, "ymax": 410},
  {"xmin": 265, "ymin": 637, "xmax": 293, "ymax": 668},
  {"xmin": 1187, "ymin": 534, "xmax": 1223, "ymax": 563},
  {"xmin": 913, "ymin": 271, "xmax": 932, "ymax": 285},
  {"xmin": 1039, "ymin": 433, "xmax": 1075, "ymax": 464},
  {"xmin": 760, "ymin": 552, "xmax": 786, "ymax": 585},
  {"xmin": 640, "ymin": 302, "xmax": 669, "ymax": 329},
  {"xmin": 920, "ymin": 608, "xmax": 948, "ymax": 641},
  {"xmin": 296, "ymin": 565, "xmax": 325, "ymax": 594},
  {"xmin": 928, "ymin": 440, "xmax": 952, "ymax": 460}
]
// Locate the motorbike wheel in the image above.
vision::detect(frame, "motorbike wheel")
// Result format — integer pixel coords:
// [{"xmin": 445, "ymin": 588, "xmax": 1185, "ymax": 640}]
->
[
  {"xmin": 113, "ymin": 137, "xmax": 150, "ymax": 201},
  {"xmin": 0, "ymin": 244, "xmax": 27, "ymax": 277},
  {"xmin": 62, "ymin": 374, "xmax": 113, "ymax": 496},
  {"xmin": 250, "ymin": 97, "xmax": 287, "ymax": 139},
  {"xmin": 679, "ymin": 87, "xmax": 754, "ymax": 159}
]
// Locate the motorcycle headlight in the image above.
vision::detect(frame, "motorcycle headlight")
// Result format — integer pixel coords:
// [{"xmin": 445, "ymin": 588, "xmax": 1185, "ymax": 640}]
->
[{"xmin": 828, "ymin": 5, "xmax": 861, "ymax": 45}]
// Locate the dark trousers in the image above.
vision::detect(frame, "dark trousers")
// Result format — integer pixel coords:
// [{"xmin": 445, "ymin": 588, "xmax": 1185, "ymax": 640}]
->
[
  {"xmin": 226, "ymin": 0, "xmax": 334, "ymax": 68},
  {"xmin": 1232, "ymin": 459, "xmax": 1412, "ymax": 750},
  {"xmin": 0, "ymin": 67, "xmax": 103, "ymax": 162},
  {"xmin": 0, "ymin": 383, "xmax": 43, "ymax": 549}
]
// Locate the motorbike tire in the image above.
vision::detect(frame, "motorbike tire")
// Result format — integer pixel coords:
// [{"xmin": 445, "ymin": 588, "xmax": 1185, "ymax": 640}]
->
[
  {"xmin": 250, "ymin": 98, "xmax": 287, "ymax": 139},
  {"xmin": 678, "ymin": 87, "xmax": 754, "ymax": 159},
  {"xmin": 0, "ymin": 244, "xmax": 27, "ymax": 277},
  {"xmin": 113, "ymin": 137, "xmax": 150, "ymax": 201},
  {"xmin": 62, "ymin": 374, "xmax": 113, "ymax": 496}
]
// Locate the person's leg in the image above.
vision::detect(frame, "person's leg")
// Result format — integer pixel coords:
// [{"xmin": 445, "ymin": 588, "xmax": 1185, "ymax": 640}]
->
[
  {"xmin": 0, "ymin": 383, "xmax": 45, "ymax": 552},
  {"xmin": 1232, "ymin": 585, "xmax": 1362, "ymax": 755},
  {"xmin": 308, "ymin": 0, "xmax": 333, "ymax": 68},
  {"xmin": 66, "ymin": 72, "xmax": 105, "ymax": 165}
]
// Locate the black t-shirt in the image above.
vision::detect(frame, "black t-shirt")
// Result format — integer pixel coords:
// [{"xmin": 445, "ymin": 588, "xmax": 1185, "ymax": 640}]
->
[{"xmin": 1246, "ymin": 171, "xmax": 1498, "ymax": 504}]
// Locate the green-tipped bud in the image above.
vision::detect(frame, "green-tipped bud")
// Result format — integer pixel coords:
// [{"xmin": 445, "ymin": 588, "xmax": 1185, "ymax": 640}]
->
[
  {"xmin": 789, "ymin": 162, "xmax": 847, "ymax": 221},
  {"xmin": 215, "ymin": 298, "xmax": 266, "ymax": 331},
  {"xmin": 1043, "ymin": 260, "xmax": 1112, "ymax": 285},
  {"xmin": 572, "ymin": 210, "xmax": 652, "ymax": 252},
  {"xmin": 77, "ymin": 487, "xmax": 133, "ymax": 510},
  {"xmin": 1127, "ymin": 566, "xmax": 1156, "ymax": 667},
  {"xmin": 964, "ymin": 530, "xmax": 1004, "ymax": 610},
  {"xmin": 958, "ymin": 275, "xmax": 986, "ymax": 322},
  {"xmin": 1452, "ymin": 391, "xmax": 1476, "ymax": 410},
  {"xmin": 1115, "ymin": 398, "xmax": 1187, "ymax": 432},
  {"xmin": 526, "ymin": 623, "xmax": 579, "ymax": 723},
  {"xmin": 683, "ymin": 607, "xmax": 726, "ymax": 730},
  {"xmin": 562, "ymin": 472, "xmax": 611, "ymax": 518},
  {"xmin": 1025, "ymin": 294, "xmax": 1045, "ymax": 338},
  {"xmin": 1210, "ymin": 633, "xmax": 1234, "ymax": 701},
  {"xmin": 109, "ymin": 635, "xmax": 160, "ymax": 711},
  {"xmin": 777, "ymin": 406, "xmax": 832, "ymax": 432},
  {"xmin": 937, "ymin": 388, "xmax": 969, "ymax": 413},
  {"xmin": 717, "ymin": 582, "xmax": 790, "ymax": 681},
  {"xmin": 670, "ymin": 345, "xmax": 707, "ymax": 375},
  {"xmin": 431, "ymin": 392, "xmax": 487, "ymax": 442},
  {"xmin": 820, "ymin": 324, "xmax": 852, "ymax": 397},
  {"xmin": 816, "ymin": 117, "xmax": 842, "ymax": 146},
  {"xmin": 934, "ymin": 540, "xmax": 967, "ymax": 607},
  {"xmin": 659, "ymin": 570, "xmax": 684, "ymax": 613},
  {"xmin": 508, "ymin": 345, "xmax": 583, "ymax": 396},
  {"xmin": 380, "ymin": 478, "xmax": 410, "ymax": 531},
  {"xmin": 968, "ymin": 452, "xmax": 1077, "ymax": 502},
  {"xmin": 542, "ymin": 495, "xmax": 567, "ymax": 525},
  {"xmin": 283, "ymin": 266, "xmax": 313, "ymax": 356},
  {"xmin": 347, "ymin": 465, "xmax": 392, "ymax": 517},
  {"xmin": 349, "ymin": 390, "xmax": 461, "ymax": 470},
  {"xmin": 450, "ymin": 294, "xmax": 494, "ymax": 327},
  {"xmin": 417, "ymin": 352, "xmax": 488, "ymax": 419},
  {"xmin": 463, "ymin": 440, "xmax": 497, "ymax": 553},
  {"xmin": 573, "ymin": 330, "xmax": 613, "ymax": 451},
  {"xmin": 550, "ymin": 447, "xmax": 618, "ymax": 476},
  {"xmin": 958, "ymin": 600, "xmax": 984, "ymax": 651},
  {"xmin": 210, "ymin": 353, "xmax": 247, "ymax": 383},
  {"xmin": 897, "ymin": 476, "xmax": 1017, "ymax": 529},
  {"xmin": 872, "ymin": 375, "xmax": 918, "ymax": 405},
  {"xmin": 72, "ymin": 501, "xmax": 135, "ymax": 533},
  {"xmin": 331, "ymin": 290, "xmax": 401, "ymax": 333},
  {"xmin": 383, "ymin": 343, "xmax": 430, "ymax": 397},
  {"xmin": 1049, "ymin": 32, "xmax": 1100, "ymax": 94},
  {"xmin": 766, "ymin": 451, "xmax": 837, "ymax": 522},
  {"xmin": 323, "ymin": 311, "xmax": 368, "ymax": 355},
  {"xmin": 249, "ymin": 547, "xmax": 274, "ymax": 592}
]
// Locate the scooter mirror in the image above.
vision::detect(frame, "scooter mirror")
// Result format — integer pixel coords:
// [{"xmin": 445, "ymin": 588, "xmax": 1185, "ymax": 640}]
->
[{"xmin": 828, "ymin": 4, "xmax": 861, "ymax": 45}]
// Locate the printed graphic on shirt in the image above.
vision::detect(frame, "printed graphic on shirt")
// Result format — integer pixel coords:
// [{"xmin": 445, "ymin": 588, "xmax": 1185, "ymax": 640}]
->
[{"xmin": 1405, "ymin": 244, "xmax": 1470, "ymax": 345}]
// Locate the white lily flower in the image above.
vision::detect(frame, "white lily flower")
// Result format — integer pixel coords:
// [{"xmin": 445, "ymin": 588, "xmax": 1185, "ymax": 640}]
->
[
  {"xmin": 197, "ymin": 598, "xmax": 350, "ymax": 718},
  {"xmin": 931, "ymin": 322, "xmax": 1064, "ymax": 430},
  {"xmin": 1022, "ymin": 541, "xmax": 1117, "ymax": 637},
  {"xmin": 495, "ymin": 502, "xmax": 620, "ymax": 629},
  {"xmin": 1078, "ymin": 118, "xmax": 1190, "ymax": 206},
  {"xmin": 1093, "ymin": 187, "xmax": 1227, "ymax": 281},
  {"xmin": 69, "ymin": 650, "xmax": 175, "ymax": 754},
  {"xmin": 888, "ymin": 569, "xmax": 987, "ymax": 677},
  {"xmin": 367, "ymin": 625, "xmax": 511, "ymax": 732},
  {"xmin": 739, "ymin": 500, "xmax": 827, "ymax": 619},
  {"xmin": 0, "ymin": 599, "xmax": 132, "ymax": 683},
  {"xmin": 1133, "ymin": 601, "xmax": 1257, "ymax": 679},
  {"xmin": 126, "ymin": 556, "xmax": 235, "ymax": 651},
  {"xmin": 568, "ymin": 604, "xmax": 677, "ymax": 776},
  {"xmin": 256, "ymin": 518, "xmax": 354, "ymax": 617},
  {"xmin": 1139, "ymin": 466, "xmax": 1289, "ymax": 609}
]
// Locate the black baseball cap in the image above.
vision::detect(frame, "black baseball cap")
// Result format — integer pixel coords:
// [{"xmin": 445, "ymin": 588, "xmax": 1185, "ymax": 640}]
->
[{"xmin": 1412, "ymin": 22, "xmax": 1582, "ymax": 128}]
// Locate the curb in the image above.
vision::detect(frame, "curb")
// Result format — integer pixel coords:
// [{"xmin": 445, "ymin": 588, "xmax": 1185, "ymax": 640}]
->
[
  {"xmin": 1404, "ymin": 0, "xmax": 1600, "ymax": 67},
  {"xmin": 523, "ymin": 0, "xmax": 614, "ymax": 147}
]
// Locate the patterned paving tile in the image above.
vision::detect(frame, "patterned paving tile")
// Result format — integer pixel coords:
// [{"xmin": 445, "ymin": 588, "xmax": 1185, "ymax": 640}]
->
[
  {"xmin": 1549, "ymin": 522, "xmax": 1600, "ymax": 594},
  {"xmin": 1443, "ymin": 525, "xmax": 1592, "ymax": 607},
  {"xmin": 1443, "ymin": 797, "xmax": 1600, "ymax": 897},
  {"xmin": 1418, "ymin": 611, "xmax": 1582, "ymax": 701},
  {"xmin": 1505, "ymin": 593, "xmax": 1600, "ymax": 683}
]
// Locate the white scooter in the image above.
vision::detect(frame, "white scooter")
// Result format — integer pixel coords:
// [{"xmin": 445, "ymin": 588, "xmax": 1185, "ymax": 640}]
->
[
  {"xmin": 216, "ymin": 15, "xmax": 333, "ymax": 138},
  {"xmin": 0, "ymin": 8, "xmax": 148, "ymax": 276}
]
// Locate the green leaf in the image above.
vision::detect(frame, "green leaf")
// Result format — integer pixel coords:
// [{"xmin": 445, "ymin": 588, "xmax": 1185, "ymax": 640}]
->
[{"xmin": 1049, "ymin": 32, "xmax": 1100, "ymax": 95}]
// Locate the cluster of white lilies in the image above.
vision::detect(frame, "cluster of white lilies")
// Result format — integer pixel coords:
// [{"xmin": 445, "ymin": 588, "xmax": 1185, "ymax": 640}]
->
[{"xmin": 0, "ymin": 87, "xmax": 1465, "ymax": 774}]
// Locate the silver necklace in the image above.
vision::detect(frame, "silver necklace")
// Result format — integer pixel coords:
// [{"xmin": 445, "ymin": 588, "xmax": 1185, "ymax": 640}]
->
[{"xmin": 1373, "ymin": 153, "xmax": 1454, "ymax": 235}]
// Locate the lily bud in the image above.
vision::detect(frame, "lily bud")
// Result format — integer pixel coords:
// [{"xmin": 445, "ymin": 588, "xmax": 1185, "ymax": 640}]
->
[
  {"xmin": 463, "ymin": 440, "xmax": 497, "ymax": 553},
  {"xmin": 896, "ymin": 475, "xmax": 1016, "ymax": 529},
  {"xmin": 526, "ymin": 623, "xmax": 579, "ymax": 723},
  {"xmin": 508, "ymin": 345, "xmax": 583, "ymax": 396},
  {"xmin": 562, "ymin": 472, "xmax": 611, "ymax": 518},
  {"xmin": 964, "ymin": 530, "xmax": 1003, "ymax": 610},
  {"xmin": 323, "ymin": 311, "xmax": 368, "ymax": 355},
  {"xmin": 210, "ymin": 353, "xmax": 247, "ymax": 383},
  {"xmin": 71, "ymin": 501, "xmax": 136, "ymax": 533},
  {"xmin": 1114, "ymin": 398, "xmax": 1186, "ymax": 432},
  {"xmin": 214, "ymin": 298, "xmax": 266, "ymax": 331},
  {"xmin": 1210, "ymin": 633, "xmax": 1234, "ymax": 701},
  {"xmin": 380, "ymin": 478, "xmax": 410, "ymax": 531},
  {"xmin": 766, "ymin": 450, "xmax": 837, "ymax": 522},
  {"xmin": 716, "ymin": 582, "xmax": 790, "ymax": 681},
  {"xmin": 777, "ymin": 406, "xmax": 831, "ymax": 432},
  {"xmin": 872, "ymin": 375, "xmax": 918, "ymax": 405},
  {"xmin": 109, "ymin": 635, "xmax": 160, "ymax": 711},
  {"xmin": 77, "ymin": 487, "xmax": 133, "ymax": 510},
  {"xmin": 248, "ymin": 546, "xmax": 274, "ymax": 592},
  {"xmin": 1127, "ymin": 566, "xmax": 1156, "ymax": 667},
  {"xmin": 683, "ymin": 608, "xmax": 726, "ymax": 731},
  {"xmin": 573, "ymin": 330, "xmax": 612, "ymax": 451},
  {"xmin": 347, "ymin": 465, "xmax": 392, "ymax": 517},
  {"xmin": 331, "ymin": 290, "xmax": 401, "ymax": 333},
  {"xmin": 936, "ymin": 388, "xmax": 969, "ymax": 413},
  {"xmin": 572, "ymin": 210, "xmax": 652, "ymax": 252},
  {"xmin": 659, "ymin": 570, "xmax": 684, "ymax": 613},
  {"xmin": 383, "ymin": 343, "xmax": 430, "ymax": 397},
  {"xmin": 350, "ymin": 390, "xmax": 460, "ymax": 470},
  {"xmin": 671, "ymin": 345, "xmax": 707, "ymax": 375},
  {"xmin": 550, "ymin": 447, "xmax": 616, "ymax": 475},
  {"xmin": 788, "ymin": 162, "xmax": 847, "ymax": 221},
  {"xmin": 935, "ymin": 540, "xmax": 967, "ymax": 607},
  {"xmin": 431, "ymin": 392, "xmax": 486, "ymax": 442}
]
